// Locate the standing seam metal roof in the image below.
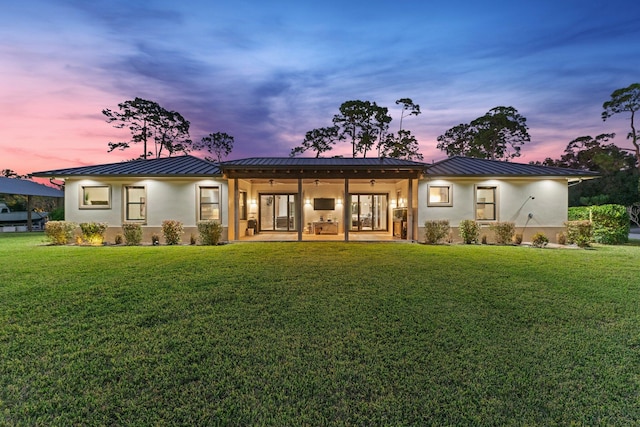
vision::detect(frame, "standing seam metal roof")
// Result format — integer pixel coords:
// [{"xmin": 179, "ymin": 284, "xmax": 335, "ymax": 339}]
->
[
  {"xmin": 426, "ymin": 156, "xmax": 600, "ymax": 177},
  {"xmin": 220, "ymin": 157, "xmax": 427, "ymax": 168},
  {"xmin": 32, "ymin": 155, "xmax": 221, "ymax": 177}
]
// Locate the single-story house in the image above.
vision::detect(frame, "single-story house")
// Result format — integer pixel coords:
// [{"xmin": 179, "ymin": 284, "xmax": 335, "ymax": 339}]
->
[{"xmin": 32, "ymin": 155, "xmax": 598, "ymax": 243}]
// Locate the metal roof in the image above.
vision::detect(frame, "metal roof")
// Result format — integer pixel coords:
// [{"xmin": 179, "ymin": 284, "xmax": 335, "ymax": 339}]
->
[
  {"xmin": 220, "ymin": 157, "xmax": 427, "ymax": 169},
  {"xmin": 426, "ymin": 156, "xmax": 600, "ymax": 178},
  {"xmin": 220, "ymin": 157, "xmax": 427, "ymax": 179},
  {"xmin": 0, "ymin": 177, "xmax": 64, "ymax": 198},
  {"xmin": 32, "ymin": 155, "xmax": 221, "ymax": 178}
]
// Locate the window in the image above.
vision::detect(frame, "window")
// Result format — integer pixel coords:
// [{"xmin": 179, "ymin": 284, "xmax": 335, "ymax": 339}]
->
[
  {"xmin": 476, "ymin": 186, "xmax": 496, "ymax": 221},
  {"xmin": 81, "ymin": 186, "xmax": 110, "ymax": 208},
  {"xmin": 239, "ymin": 190, "xmax": 247, "ymax": 220},
  {"xmin": 125, "ymin": 186, "xmax": 146, "ymax": 221},
  {"xmin": 200, "ymin": 187, "xmax": 220, "ymax": 221},
  {"xmin": 428, "ymin": 185, "xmax": 452, "ymax": 206}
]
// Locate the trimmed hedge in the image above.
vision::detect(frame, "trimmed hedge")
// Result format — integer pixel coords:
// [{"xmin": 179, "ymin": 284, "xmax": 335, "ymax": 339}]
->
[
  {"xmin": 198, "ymin": 220, "xmax": 223, "ymax": 245},
  {"xmin": 45, "ymin": 221, "xmax": 77, "ymax": 245},
  {"xmin": 79, "ymin": 222, "xmax": 108, "ymax": 245},
  {"xmin": 459, "ymin": 220, "xmax": 480, "ymax": 244},
  {"xmin": 569, "ymin": 204, "xmax": 629, "ymax": 245},
  {"xmin": 489, "ymin": 221, "xmax": 515, "ymax": 245},
  {"xmin": 122, "ymin": 223, "xmax": 143, "ymax": 246}
]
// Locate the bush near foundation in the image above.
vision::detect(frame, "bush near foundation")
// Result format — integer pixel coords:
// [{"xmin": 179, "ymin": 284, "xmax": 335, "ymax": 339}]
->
[
  {"xmin": 79, "ymin": 222, "xmax": 108, "ymax": 245},
  {"xmin": 531, "ymin": 232, "xmax": 549, "ymax": 248},
  {"xmin": 162, "ymin": 220, "xmax": 184, "ymax": 245},
  {"xmin": 122, "ymin": 223, "xmax": 143, "ymax": 246},
  {"xmin": 45, "ymin": 221, "xmax": 77, "ymax": 245},
  {"xmin": 568, "ymin": 204, "xmax": 629, "ymax": 244},
  {"xmin": 490, "ymin": 221, "xmax": 515, "ymax": 245},
  {"xmin": 198, "ymin": 220, "xmax": 223, "ymax": 245},
  {"xmin": 459, "ymin": 220, "xmax": 480, "ymax": 244},
  {"xmin": 565, "ymin": 220, "xmax": 593, "ymax": 248},
  {"xmin": 424, "ymin": 220, "xmax": 450, "ymax": 244}
]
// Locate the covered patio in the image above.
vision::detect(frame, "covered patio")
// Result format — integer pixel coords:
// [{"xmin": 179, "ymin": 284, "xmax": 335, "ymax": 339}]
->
[{"xmin": 219, "ymin": 158, "xmax": 425, "ymax": 242}]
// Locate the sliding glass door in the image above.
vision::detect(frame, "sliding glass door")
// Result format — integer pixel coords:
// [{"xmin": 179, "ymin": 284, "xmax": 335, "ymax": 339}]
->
[
  {"xmin": 259, "ymin": 194, "xmax": 298, "ymax": 232},
  {"xmin": 349, "ymin": 194, "xmax": 388, "ymax": 231}
]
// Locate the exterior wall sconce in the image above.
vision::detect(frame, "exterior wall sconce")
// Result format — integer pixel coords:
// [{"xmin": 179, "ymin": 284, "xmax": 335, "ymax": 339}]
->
[
  {"xmin": 370, "ymin": 179, "xmax": 375, "ymax": 186},
  {"xmin": 336, "ymin": 198, "xmax": 342, "ymax": 205},
  {"xmin": 305, "ymin": 198, "xmax": 311, "ymax": 205}
]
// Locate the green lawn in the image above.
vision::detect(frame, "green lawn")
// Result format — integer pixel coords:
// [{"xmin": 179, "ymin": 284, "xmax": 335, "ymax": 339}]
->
[{"xmin": 1, "ymin": 233, "xmax": 639, "ymax": 425}]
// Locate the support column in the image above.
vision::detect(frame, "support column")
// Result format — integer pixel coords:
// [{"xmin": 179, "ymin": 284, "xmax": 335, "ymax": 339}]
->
[
  {"xmin": 298, "ymin": 178, "xmax": 303, "ymax": 241},
  {"xmin": 233, "ymin": 178, "xmax": 239, "ymax": 241},
  {"xmin": 407, "ymin": 178, "xmax": 414, "ymax": 241},
  {"xmin": 343, "ymin": 179, "xmax": 349, "ymax": 242}
]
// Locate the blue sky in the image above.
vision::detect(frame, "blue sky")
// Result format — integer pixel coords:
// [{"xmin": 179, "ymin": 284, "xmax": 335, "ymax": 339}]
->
[{"xmin": 1, "ymin": 0, "xmax": 639, "ymax": 174}]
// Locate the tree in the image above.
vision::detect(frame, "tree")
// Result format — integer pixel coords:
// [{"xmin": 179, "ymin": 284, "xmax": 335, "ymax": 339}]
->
[
  {"xmin": 542, "ymin": 133, "xmax": 639, "ymax": 206},
  {"xmin": 2, "ymin": 169, "xmax": 27, "ymax": 178},
  {"xmin": 380, "ymin": 130, "xmax": 423, "ymax": 161},
  {"xmin": 437, "ymin": 106, "xmax": 530, "ymax": 161},
  {"xmin": 332, "ymin": 100, "xmax": 391, "ymax": 158},
  {"xmin": 395, "ymin": 98, "xmax": 421, "ymax": 131},
  {"xmin": 195, "ymin": 132, "xmax": 235, "ymax": 162},
  {"xmin": 103, "ymin": 98, "xmax": 192, "ymax": 159},
  {"xmin": 602, "ymin": 83, "xmax": 640, "ymax": 171},
  {"xmin": 290, "ymin": 126, "xmax": 338, "ymax": 158}
]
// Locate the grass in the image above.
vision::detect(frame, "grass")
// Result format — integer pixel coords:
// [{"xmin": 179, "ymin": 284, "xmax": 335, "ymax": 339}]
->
[{"xmin": 1, "ymin": 233, "xmax": 639, "ymax": 425}]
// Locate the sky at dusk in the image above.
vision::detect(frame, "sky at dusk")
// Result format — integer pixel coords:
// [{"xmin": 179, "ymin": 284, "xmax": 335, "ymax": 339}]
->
[{"xmin": 2, "ymin": 0, "xmax": 639, "ymax": 176}]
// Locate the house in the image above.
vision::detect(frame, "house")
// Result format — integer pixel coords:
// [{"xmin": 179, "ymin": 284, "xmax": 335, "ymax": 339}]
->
[{"xmin": 32, "ymin": 155, "xmax": 598, "ymax": 243}]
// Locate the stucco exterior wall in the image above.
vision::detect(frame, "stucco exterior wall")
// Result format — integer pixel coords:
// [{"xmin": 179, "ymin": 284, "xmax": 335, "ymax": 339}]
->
[
  {"xmin": 63, "ymin": 177, "xmax": 228, "ymax": 242},
  {"xmin": 417, "ymin": 178, "xmax": 569, "ymax": 243}
]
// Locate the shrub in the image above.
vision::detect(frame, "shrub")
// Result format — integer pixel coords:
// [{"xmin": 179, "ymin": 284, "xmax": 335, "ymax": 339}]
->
[
  {"xmin": 151, "ymin": 234, "xmax": 160, "ymax": 245},
  {"xmin": 424, "ymin": 220, "xmax": 450, "ymax": 244},
  {"xmin": 458, "ymin": 220, "xmax": 480, "ymax": 244},
  {"xmin": 122, "ymin": 223, "xmax": 143, "ymax": 246},
  {"xmin": 44, "ymin": 221, "xmax": 77, "ymax": 245},
  {"xmin": 490, "ymin": 221, "xmax": 515, "ymax": 245},
  {"xmin": 569, "ymin": 204, "xmax": 629, "ymax": 244},
  {"xmin": 481, "ymin": 235, "xmax": 487, "ymax": 244},
  {"xmin": 48, "ymin": 207, "xmax": 65, "ymax": 221},
  {"xmin": 565, "ymin": 220, "xmax": 592, "ymax": 248},
  {"xmin": 513, "ymin": 233, "xmax": 523, "ymax": 245},
  {"xmin": 531, "ymin": 232, "xmax": 549, "ymax": 248},
  {"xmin": 162, "ymin": 220, "xmax": 184, "ymax": 245},
  {"xmin": 568, "ymin": 206, "xmax": 590, "ymax": 221},
  {"xmin": 79, "ymin": 222, "xmax": 108, "ymax": 245},
  {"xmin": 114, "ymin": 234, "xmax": 123, "ymax": 245},
  {"xmin": 190, "ymin": 233, "xmax": 197, "ymax": 245},
  {"xmin": 198, "ymin": 220, "xmax": 223, "ymax": 245},
  {"xmin": 556, "ymin": 232, "xmax": 567, "ymax": 245},
  {"xmin": 590, "ymin": 204, "xmax": 629, "ymax": 244}
]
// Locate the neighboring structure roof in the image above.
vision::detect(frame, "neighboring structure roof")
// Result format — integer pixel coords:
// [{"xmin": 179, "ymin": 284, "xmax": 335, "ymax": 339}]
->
[
  {"xmin": 0, "ymin": 177, "xmax": 64, "ymax": 198},
  {"xmin": 426, "ymin": 156, "xmax": 600, "ymax": 180},
  {"xmin": 32, "ymin": 155, "xmax": 221, "ymax": 178}
]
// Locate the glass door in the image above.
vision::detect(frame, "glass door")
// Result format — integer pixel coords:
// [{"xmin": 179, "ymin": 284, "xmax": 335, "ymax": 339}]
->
[
  {"xmin": 259, "ymin": 194, "xmax": 298, "ymax": 231},
  {"xmin": 349, "ymin": 194, "xmax": 388, "ymax": 231}
]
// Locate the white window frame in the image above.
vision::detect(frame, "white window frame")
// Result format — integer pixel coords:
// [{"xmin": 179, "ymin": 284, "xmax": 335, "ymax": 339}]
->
[
  {"xmin": 475, "ymin": 185, "xmax": 497, "ymax": 221},
  {"xmin": 80, "ymin": 185, "xmax": 111, "ymax": 209},
  {"xmin": 199, "ymin": 186, "xmax": 221, "ymax": 221},
  {"xmin": 427, "ymin": 185, "xmax": 452, "ymax": 207},
  {"xmin": 124, "ymin": 185, "xmax": 147, "ymax": 223}
]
